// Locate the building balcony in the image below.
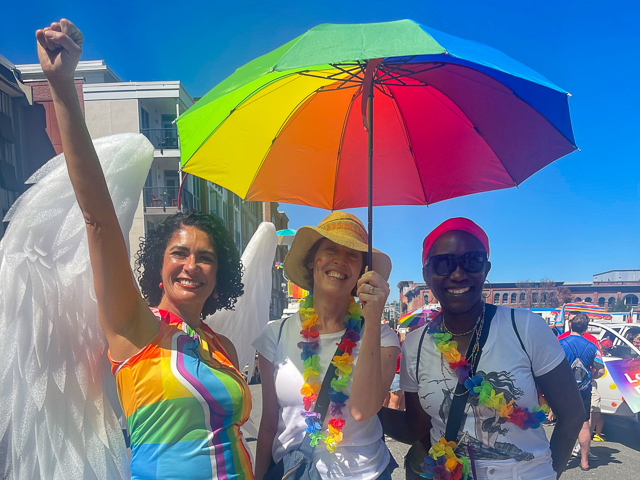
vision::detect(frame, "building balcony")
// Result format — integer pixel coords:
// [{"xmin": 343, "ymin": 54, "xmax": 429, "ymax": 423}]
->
[
  {"xmin": 143, "ymin": 186, "xmax": 200, "ymax": 215},
  {"xmin": 141, "ymin": 127, "xmax": 178, "ymax": 150}
]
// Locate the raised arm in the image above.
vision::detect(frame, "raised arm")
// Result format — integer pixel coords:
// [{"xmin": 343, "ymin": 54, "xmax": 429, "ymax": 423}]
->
[{"xmin": 36, "ymin": 20, "xmax": 158, "ymax": 359}]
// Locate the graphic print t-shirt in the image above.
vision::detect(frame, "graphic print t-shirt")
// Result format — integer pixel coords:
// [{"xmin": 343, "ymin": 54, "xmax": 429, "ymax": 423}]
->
[{"xmin": 400, "ymin": 306, "xmax": 565, "ymax": 462}]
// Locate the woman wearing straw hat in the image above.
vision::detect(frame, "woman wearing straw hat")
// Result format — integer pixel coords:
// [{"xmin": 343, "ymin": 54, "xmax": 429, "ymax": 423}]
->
[{"xmin": 253, "ymin": 212, "xmax": 400, "ymax": 480}]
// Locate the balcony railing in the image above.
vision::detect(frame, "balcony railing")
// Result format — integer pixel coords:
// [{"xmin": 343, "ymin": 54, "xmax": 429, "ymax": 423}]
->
[
  {"xmin": 143, "ymin": 186, "xmax": 200, "ymax": 212},
  {"xmin": 140, "ymin": 127, "xmax": 178, "ymax": 150}
]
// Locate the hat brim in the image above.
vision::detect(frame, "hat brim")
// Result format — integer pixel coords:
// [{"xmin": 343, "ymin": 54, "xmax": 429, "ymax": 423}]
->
[{"xmin": 283, "ymin": 225, "xmax": 392, "ymax": 291}]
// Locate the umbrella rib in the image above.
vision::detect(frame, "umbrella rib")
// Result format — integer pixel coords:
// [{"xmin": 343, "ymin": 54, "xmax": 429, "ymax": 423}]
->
[
  {"xmin": 387, "ymin": 88, "xmax": 428, "ymax": 206},
  {"xmin": 331, "ymin": 91, "xmax": 358, "ymax": 211}
]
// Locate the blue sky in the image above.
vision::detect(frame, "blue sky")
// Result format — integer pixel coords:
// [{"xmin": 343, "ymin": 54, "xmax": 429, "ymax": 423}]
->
[{"xmin": 2, "ymin": 0, "xmax": 639, "ymax": 296}]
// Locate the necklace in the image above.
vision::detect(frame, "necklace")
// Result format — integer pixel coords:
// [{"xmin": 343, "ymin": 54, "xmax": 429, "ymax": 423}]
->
[
  {"xmin": 297, "ymin": 294, "xmax": 363, "ymax": 453},
  {"xmin": 442, "ymin": 312, "xmax": 481, "ymax": 337},
  {"xmin": 422, "ymin": 306, "xmax": 550, "ymax": 480}
]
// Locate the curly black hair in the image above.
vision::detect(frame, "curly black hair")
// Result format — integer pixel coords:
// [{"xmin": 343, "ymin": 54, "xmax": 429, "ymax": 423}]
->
[{"xmin": 135, "ymin": 211, "xmax": 244, "ymax": 318}]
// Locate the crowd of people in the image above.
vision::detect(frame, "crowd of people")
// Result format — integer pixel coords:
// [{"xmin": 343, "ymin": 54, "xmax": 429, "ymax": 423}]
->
[{"xmin": 30, "ymin": 17, "xmax": 603, "ymax": 480}]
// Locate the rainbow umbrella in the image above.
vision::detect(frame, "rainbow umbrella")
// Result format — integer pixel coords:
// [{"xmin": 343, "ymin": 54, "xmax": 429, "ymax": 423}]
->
[
  {"xmin": 276, "ymin": 228, "xmax": 297, "ymax": 246},
  {"xmin": 177, "ymin": 20, "xmax": 576, "ymax": 265},
  {"xmin": 398, "ymin": 306, "xmax": 439, "ymax": 328},
  {"xmin": 552, "ymin": 302, "xmax": 612, "ymax": 320}
]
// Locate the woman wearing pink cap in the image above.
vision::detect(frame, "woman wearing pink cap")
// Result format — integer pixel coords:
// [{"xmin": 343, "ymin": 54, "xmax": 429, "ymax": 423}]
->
[{"xmin": 381, "ymin": 218, "xmax": 585, "ymax": 480}]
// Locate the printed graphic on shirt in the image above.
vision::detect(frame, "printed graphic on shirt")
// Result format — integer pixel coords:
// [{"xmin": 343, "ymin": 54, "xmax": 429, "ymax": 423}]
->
[{"xmin": 437, "ymin": 370, "xmax": 535, "ymax": 461}]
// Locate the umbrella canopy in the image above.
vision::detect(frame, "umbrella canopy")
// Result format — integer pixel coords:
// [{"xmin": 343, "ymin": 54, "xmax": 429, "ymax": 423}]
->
[
  {"xmin": 552, "ymin": 302, "xmax": 612, "ymax": 320},
  {"xmin": 398, "ymin": 305, "xmax": 439, "ymax": 328},
  {"xmin": 177, "ymin": 19, "xmax": 576, "ymax": 210},
  {"xmin": 276, "ymin": 228, "xmax": 297, "ymax": 246}
]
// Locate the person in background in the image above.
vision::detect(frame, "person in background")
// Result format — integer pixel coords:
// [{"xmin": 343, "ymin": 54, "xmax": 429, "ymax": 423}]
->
[
  {"xmin": 632, "ymin": 333, "xmax": 640, "ymax": 350},
  {"xmin": 559, "ymin": 313, "xmax": 605, "ymax": 471},
  {"xmin": 383, "ymin": 346, "xmax": 405, "ymax": 410},
  {"xmin": 557, "ymin": 316, "xmax": 605, "ymax": 443}
]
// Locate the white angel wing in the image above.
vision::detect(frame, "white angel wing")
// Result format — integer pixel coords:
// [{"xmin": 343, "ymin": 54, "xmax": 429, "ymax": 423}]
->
[
  {"xmin": 205, "ymin": 221, "xmax": 277, "ymax": 379},
  {"xmin": 0, "ymin": 133, "xmax": 154, "ymax": 480}
]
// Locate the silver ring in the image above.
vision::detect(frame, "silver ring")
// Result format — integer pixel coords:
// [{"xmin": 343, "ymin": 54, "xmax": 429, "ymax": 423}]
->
[{"xmin": 369, "ymin": 284, "xmax": 375, "ymax": 294}]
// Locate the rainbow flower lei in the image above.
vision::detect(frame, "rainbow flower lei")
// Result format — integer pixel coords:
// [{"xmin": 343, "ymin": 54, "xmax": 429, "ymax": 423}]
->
[
  {"xmin": 297, "ymin": 294, "xmax": 363, "ymax": 453},
  {"xmin": 420, "ymin": 315, "xmax": 550, "ymax": 480}
]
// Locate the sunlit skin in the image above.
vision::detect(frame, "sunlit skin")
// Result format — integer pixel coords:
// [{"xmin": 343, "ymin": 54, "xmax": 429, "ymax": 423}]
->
[
  {"xmin": 423, "ymin": 230, "xmax": 491, "ymax": 336},
  {"xmin": 157, "ymin": 226, "xmax": 219, "ymax": 327},
  {"xmin": 310, "ymin": 239, "xmax": 364, "ymax": 300}
]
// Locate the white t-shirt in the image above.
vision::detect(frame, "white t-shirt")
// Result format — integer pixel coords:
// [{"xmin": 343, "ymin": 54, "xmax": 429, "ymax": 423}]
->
[
  {"xmin": 252, "ymin": 313, "xmax": 400, "ymax": 480},
  {"xmin": 400, "ymin": 306, "xmax": 565, "ymax": 463}
]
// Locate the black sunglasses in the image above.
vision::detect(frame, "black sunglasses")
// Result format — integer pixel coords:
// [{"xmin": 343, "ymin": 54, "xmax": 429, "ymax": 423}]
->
[{"xmin": 423, "ymin": 251, "xmax": 488, "ymax": 277}]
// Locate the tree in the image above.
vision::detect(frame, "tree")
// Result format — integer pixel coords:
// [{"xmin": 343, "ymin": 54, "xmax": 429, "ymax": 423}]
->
[
  {"xmin": 610, "ymin": 299, "xmax": 630, "ymax": 312},
  {"xmin": 514, "ymin": 278, "xmax": 569, "ymax": 308}
]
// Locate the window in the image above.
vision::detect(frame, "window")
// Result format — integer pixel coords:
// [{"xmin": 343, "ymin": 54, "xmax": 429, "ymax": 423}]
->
[
  {"xmin": 532, "ymin": 292, "xmax": 538, "ymax": 304},
  {"xmin": 519, "ymin": 292, "xmax": 526, "ymax": 303},
  {"xmin": 574, "ymin": 297, "xmax": 582, "ymax": 302},
  {"xmin": 624, "ymin": 295, "xmax": 638, "ymax": 306},
  {"xmin": 493, "ymin": 293, "xmax": 500, "ymax": 304},
  {"xmin": 140, "ymin": 108, "xmax": 149, "ymax": 130},
  {"xmin": 608, "ymin": 297, "xmax": 616, "ymax": 308},
  {"xmin": 542, "ymin": 292, "xmax": 547, "ymax": 303},
  {"xmin": 502, "ymin": 293, "xmax": 508, "ymax": 304},
  {"xmin": 511, "ymin": 293, "xmax": 517, "ymax": 304},
  {"xmin": 585, "ymin": 297, "xmax": 592, "ymax": 303},
  {"xmin": 0, "ymin": 91, "xmax": 10, "ymax": 116},
  {"xmin": 598, "ymin": 297, "xmax": 605, "ymax": 307}
]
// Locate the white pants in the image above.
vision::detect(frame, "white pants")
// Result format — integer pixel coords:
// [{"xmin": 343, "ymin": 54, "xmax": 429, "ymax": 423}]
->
[{"xmin": 474, "ymin": 452, "xmax": 556, "ymax": 480}]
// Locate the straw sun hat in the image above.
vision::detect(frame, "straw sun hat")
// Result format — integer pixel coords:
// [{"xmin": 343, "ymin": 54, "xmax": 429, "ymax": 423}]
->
[{"xmin": 283, "ymin": 212, "xmax": 392, "ymax": 291}]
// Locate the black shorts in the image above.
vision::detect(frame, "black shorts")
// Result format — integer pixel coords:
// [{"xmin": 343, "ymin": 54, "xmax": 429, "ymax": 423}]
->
[{"xmin": 580, "ymin": 390, "xmax": 592, "ymax": 422}]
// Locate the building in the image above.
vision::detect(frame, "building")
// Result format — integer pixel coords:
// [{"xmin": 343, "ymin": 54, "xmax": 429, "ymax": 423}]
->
[
  {"xmin": 0, "ymin": 55, "xmax": 56, "ymax": 239},
  {"xmin": 398, "ymin": 280, "xmax": 430, "ymax": 314},
  {"xmin": 383, "ymin": 301, "xmax": 400, "ymax": 327},
  {"xmin": 264, "ymin": 202, "xmax": 289, "ymax": 320},
  {"xmin": 13, "ymin": 60, "xmax": 290, "ymax": 319},
  {"xmin": 397, "ymin": 270, "xmax": 640, "ymax": 313}
]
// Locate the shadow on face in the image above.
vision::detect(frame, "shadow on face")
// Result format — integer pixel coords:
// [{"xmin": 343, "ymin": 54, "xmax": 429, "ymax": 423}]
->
[{"xmin": 308, "ymin": 239, "xmax": 364, "ymax": 299}]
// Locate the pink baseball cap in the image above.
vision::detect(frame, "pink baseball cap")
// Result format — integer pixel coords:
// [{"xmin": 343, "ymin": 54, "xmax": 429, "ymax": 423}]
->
[{"xmin": 422, "ymin": 218, "xmax": 490, "ymax": 266}]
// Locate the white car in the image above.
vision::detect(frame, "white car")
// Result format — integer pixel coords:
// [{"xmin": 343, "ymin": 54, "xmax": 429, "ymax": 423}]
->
[{"xmin": 587, "ymin": 322, "xmax": 640, "ymax": 426}]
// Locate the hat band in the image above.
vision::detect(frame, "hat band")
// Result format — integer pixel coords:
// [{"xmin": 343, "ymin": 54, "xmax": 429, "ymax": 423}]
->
[{"xmin": 319, "ymin": 218, "xmax": 367, "ymax": 244}]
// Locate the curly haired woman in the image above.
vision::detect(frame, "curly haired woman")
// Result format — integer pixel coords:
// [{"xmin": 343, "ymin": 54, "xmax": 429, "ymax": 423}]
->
[{"xmin": 36, "ymin": 19, "xmax": 253, "ymax": 479}]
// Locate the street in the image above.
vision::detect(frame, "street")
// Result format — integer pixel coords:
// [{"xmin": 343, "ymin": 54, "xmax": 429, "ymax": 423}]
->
[{"xmin": 246, "ymin": 384, "xmax": 640, "ymax": 479}]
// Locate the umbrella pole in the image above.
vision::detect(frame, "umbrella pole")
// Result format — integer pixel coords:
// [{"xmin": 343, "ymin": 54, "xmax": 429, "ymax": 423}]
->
[{"xmin": 367, "ymin": 73, "xmax": 374, "ymax": 271}]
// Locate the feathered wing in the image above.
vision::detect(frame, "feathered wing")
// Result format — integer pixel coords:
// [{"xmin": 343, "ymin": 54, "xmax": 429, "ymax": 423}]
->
[
  {"xmin": 0, "ymin": 134, "xmax": 154, "ymax": 480},
  {"xmin": 205, "ymin": 221, "xmax": 277, "ymax": 379}
]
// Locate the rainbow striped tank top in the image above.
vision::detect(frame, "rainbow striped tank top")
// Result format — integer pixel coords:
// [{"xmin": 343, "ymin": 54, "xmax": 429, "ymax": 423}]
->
[{"xmin": 109, "ymin": 308, "xmax": 253, "ymax": 479}]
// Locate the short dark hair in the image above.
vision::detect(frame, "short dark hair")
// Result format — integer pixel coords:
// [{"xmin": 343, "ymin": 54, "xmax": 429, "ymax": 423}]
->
[
  {"xmin": 301, "ymin": 238, "xmax": 365, "ymax": 294},
  {"xmin": 569, "ymin": 313, "xmax": 589, "ymax": 334},
  {"xmin": 134, "ymin": 211, "xmax": 244, "ymax": 318}
]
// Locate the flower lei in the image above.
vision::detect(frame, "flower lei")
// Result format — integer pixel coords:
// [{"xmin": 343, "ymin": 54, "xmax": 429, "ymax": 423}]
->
[
  {"xmin": 297, "ymin": 294, "xmax": 363, "ymax": 453},
  {"xmin": 420, "ymin": 314, "xmax": 550, "ymax": 480}
]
